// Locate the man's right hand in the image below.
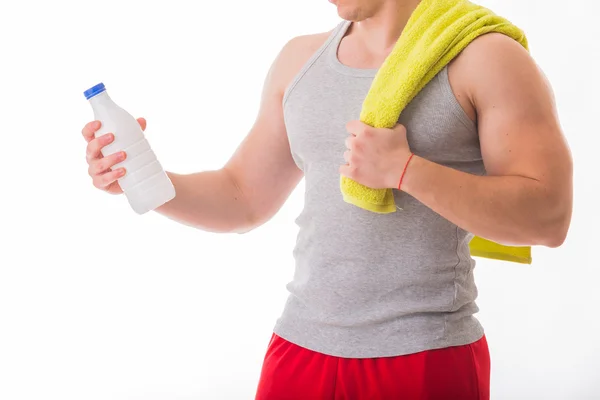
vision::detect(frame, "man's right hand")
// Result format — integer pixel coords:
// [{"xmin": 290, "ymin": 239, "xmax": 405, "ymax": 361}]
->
[
  {"xmin": 77, "ymin": 32, "xmax": 324, "ymax": 232},
  {"xmin": 81, "ymin": 117, "xmax": 147, "ymax": 195}
]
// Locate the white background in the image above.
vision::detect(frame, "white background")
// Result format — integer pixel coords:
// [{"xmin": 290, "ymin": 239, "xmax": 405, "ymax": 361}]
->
[{"xmin": 0, "ymin": 0, "xmax": 598, "ymax": 399}]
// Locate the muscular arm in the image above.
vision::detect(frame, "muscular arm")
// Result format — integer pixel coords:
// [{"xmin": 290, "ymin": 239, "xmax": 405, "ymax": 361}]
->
[
  {"xmin": 402, "ymin": 33, "xmax": 573, "ymax": 247},
  {"xmin": 155, "ymin": 34, "xmax": 328, "ymax": 233}
]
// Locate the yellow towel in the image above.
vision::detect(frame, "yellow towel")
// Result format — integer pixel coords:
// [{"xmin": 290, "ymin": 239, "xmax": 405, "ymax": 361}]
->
[{"xmin": 340, "ymin": 0, "xmax": 532, "ymax": 264}]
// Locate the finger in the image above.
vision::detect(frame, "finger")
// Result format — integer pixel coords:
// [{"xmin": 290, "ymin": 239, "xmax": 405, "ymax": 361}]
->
[
  {"xmin": 93, "ymin": 168, "xmax": 126, "ymax": 190},
  {"xmin": 343, "ymin": 150, "xmax": 352, "ymax": 164},
  {"xmin": 345, "ymin": 120, "xmax": 369, "ymax": 136},
  {"xmin": 345, "ymin": 135, "xmax": 355, "ymax": 150},
  {"xmin": 82, "ymin": 121, "xmax": 101, "ymax": 142},
  {"xmin": 86, "ymin": 133, "xmax": 114, "ymax": 162},
  {"xmin": 88, "ymin": 151, "xmax": 126, "ymax": 176},
  {"xmin": 339, "ymin": 164, "xmax": 357, "ymax": 179},
  {"xmin": 137, "ymin": 117, "xmax": 147, "ymax": 131}
]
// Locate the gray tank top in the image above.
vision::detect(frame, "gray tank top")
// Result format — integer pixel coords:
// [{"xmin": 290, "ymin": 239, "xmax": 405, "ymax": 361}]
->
[{"xmin": 273, "ymin": 20, "xmax": 485, "ymax": 358}]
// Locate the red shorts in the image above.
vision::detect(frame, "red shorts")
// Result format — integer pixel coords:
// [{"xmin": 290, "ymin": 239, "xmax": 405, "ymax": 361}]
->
[{"xmin": 255, "ymin": 333, "xmax": 490, "ymax": 400}]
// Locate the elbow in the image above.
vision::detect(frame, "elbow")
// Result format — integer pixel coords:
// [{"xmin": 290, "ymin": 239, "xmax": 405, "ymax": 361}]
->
[
  {"xmin": 237, "ymin": 209, "xmax": 272, "ymax": 234},
  {"xmin": 233, "ymin": 219, "xmax": 261, "ymax": 235},
  {"xmin": 535, "ymin": 209, "xmax": 572, "ymax": 249},
  {"xmin": 223, "ymin": 208, "xmax": 262, "ymax": 235},
  {"xmin": 206, "ymin": 215, "xmax": 259, "ymax": 235},
  {"xmin": 531, "ymin": 182, "xmax": 573, "ymax": 248},
  {"xmin": 540, "ymin": 229, "xmax": 568, "ymax": 248},
  {"xmin": 232, "ymin": 202, "xmax": 269, "ymax": 235}
]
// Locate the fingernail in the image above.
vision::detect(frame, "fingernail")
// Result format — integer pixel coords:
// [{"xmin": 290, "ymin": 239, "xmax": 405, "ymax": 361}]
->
[
  {"xmin": 119, "ymin": 168, "xmax": 126, "ymax": 175},
  {"xmin": 106, "ymin": 133, "xmax": 114, "ymax": 141},
  {"xmin": 119, "ymin": 151, "xmax": 126, "ymax": 160}
]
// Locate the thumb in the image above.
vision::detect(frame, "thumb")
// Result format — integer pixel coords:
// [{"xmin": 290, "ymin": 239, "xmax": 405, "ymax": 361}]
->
[
  {"xmin": 392, "ymin": 123, "xmax": 407, "ymax": 136},
  {"xmin": 392, "ymin": 123, "xmax": 406, "ymax": 132}
]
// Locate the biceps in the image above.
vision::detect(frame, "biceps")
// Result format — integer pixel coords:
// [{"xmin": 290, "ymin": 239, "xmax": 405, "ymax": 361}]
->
[
  {"xmin": 225, "ymin": 105, "xmax": 303, "ymax": 220},
  {"xmin": 477, "ymin": 76, "xmax": 569, "ymax": 183},
  {"xmin": 479, "ymin": 112, "xmax": 565, "ymax": 182}
]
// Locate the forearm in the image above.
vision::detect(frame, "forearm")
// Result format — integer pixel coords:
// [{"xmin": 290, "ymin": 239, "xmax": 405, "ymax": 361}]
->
[
  {"xmin": 401, "ymin": 156, "xmax": 569, "ymax": 247},
  {"xmin": 155, "ymin": 169, "xmax": 255, "ymax": 233}
]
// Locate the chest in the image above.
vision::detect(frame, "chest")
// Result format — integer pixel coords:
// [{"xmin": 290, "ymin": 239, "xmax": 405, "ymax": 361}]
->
[{"xmin": 284, "ymin": 66, "xmax": 484, "ymax": 173}]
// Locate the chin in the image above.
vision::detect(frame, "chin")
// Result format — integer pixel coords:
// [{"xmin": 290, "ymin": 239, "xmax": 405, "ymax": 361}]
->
[{"xmin": 331, "ymin": 0, "xmax": 369, "ymax": 22}]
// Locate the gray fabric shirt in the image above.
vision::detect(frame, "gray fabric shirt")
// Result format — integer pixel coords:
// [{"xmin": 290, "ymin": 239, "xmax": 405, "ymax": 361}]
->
[{"xmin": 273, "ymin": 20, "xmax": 486, "ymax": 358}]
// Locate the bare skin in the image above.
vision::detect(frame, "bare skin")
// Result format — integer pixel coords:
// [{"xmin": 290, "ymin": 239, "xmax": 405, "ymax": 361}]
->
[
  {"xmin": 82, "ymin": 0, "xmax": 572, "ymax": 247},
  {"xmin": 82, "ymin": 32, "xmax": 328, "ymax": 233},
  {"xmin": 341, "ymin": 32, "xmax": 573, "ymax": 247}
]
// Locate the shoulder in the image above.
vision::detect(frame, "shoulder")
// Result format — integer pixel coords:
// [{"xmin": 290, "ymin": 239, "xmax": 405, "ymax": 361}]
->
[
  {"xmin": 458, "ymin": 31, "xmax": 530, "ymax": 62},
  {"xmin": 283, "ymin": 31, "xmax": 334, "ymax": 59},
  {"xmin": 453, "ymin": 32, "xmax": 534, "ymax": 83},
  {"xmin": 448, "ymin": 32, "xmax": 546, "ymax": 110},
  {"xmin": 268, "ymin": 30, "xmax": 334, "ymax": 96}
]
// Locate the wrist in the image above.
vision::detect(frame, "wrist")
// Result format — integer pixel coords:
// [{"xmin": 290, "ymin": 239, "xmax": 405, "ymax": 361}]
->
[
  {"xmin": 398, "ymin": 153, "xmax": 422, "ymax": 193},
  {"xmin": 385, "ymin": 150, "xmax": 412, "ymax": 189}
]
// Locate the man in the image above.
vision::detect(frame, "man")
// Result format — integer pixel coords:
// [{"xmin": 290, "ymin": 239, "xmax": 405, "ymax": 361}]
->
[{"xmin": 81, "ymin": 0, "xmax": 573, "ymax": 398}]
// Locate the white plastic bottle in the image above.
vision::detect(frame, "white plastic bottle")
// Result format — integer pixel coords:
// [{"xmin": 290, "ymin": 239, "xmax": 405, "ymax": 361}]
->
[{"xmin": 84, "ymin": 83, "xmax": 176, "ymax": 214}]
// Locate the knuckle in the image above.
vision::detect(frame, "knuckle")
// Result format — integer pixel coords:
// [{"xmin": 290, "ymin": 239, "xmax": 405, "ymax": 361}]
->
[
  {"xmin": 86, "ymin": 140, "xmax": 97, "ymax": 157},
  {"xmin": 93, "ymin": 159, "xmax": 104, "ymax": 174},
  {"xmin": 82, "ymin": 121, "xmax": 99, "ymax": 140},
  {"xmin": 106, "ymin": 156, "xmax": 116, "ymax": 169},
  {"xmin": 99, "ymin": 172, "xmax": 111, "ymax": 186},
  {"xmin": 112, "ymin": 168, "xmax": 123, "ymax": 179},
  {"xmin": 101, "ymin": 173, "xmax": 113, "ymax": 187}
]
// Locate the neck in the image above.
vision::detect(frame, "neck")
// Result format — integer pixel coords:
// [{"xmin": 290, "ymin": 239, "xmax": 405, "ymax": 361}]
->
[
  {"xmin": 89, "ymin": 90, "xmax": 112, "ymax": 107},
  {"xmin": 352, "ymin": 0, "xmax": 422, "ymax": 53}
]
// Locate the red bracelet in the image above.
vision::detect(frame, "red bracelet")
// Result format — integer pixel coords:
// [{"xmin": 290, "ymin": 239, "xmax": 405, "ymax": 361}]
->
[{"xmin": 398, "ymin": 153, "xmax": 415, "ymax": 190}]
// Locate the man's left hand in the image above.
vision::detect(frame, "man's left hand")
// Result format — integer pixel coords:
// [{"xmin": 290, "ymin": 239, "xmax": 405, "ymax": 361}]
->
[{"xmin": 339, "ymin": 120, "xmax": 412, "ymax": 189}]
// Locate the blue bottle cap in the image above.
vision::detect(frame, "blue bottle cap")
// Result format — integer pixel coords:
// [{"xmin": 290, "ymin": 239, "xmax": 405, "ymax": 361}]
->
[{"xmin": 84, "ymin": 83, "xmax": 106, "ymax": 100}]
